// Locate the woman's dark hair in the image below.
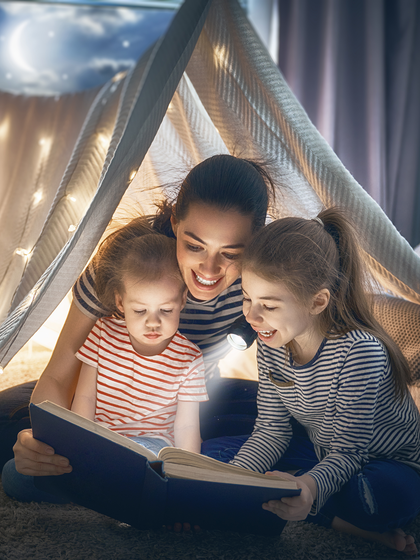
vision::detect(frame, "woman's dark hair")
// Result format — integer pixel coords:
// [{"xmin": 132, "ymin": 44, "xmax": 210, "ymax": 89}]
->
[
  {"xmin": 153, "ymin": 154, "xmax": 276, "ymax": 236},
  {"xmin": 242, "ymin": 207, "xmax": 412, "ymax": 401},
  {"xmin": 94, "ymin": 216, "xmax": 185, "ymax": 317}
]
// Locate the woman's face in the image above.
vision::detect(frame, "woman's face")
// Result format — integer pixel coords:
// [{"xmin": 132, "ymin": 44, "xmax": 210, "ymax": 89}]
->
[{"xmin": 171, "ymin": 202, "xmax": 254, "ymax": 301}]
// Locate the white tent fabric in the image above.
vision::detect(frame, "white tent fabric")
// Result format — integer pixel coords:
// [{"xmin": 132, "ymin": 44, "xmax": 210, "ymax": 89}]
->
[{"xmin": 1, "ymin": 0, "xmax": 419, "ymax": 370}]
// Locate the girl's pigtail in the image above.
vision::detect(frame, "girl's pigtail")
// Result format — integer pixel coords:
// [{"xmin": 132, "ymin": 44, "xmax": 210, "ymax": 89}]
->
[{"xmin": 319, "ymin": 208, "xmax": 412, "ymax": 401}]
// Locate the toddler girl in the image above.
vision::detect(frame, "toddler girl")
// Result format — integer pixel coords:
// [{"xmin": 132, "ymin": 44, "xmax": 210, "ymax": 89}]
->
[{"xmin": 71, "ymin": 217, "xmax": 208, "ymax": 455}]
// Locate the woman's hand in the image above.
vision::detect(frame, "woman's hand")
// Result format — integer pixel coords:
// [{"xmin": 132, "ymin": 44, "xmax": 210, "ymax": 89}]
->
[
  {"xmin": 13, "ymin": 429, "xmax": 72, "ymax": 477},
  {"xmin": 262, "ymin": 471, "xmax": 316, "ymax": 521}
]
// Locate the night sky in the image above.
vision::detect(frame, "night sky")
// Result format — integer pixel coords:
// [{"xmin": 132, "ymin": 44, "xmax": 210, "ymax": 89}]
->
[{"xmin": 0, "ymin": 1, "xmax": 176, "ymax": 96}]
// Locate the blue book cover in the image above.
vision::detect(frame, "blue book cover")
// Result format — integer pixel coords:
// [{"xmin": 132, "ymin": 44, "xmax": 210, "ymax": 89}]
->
[{"xmin": 31, "ymin": 401, "xmax": 300, "ymax": 535}]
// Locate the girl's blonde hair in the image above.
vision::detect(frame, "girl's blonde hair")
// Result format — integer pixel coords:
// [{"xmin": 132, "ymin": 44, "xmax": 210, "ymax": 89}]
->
[
  {"xmin": 242, "ymin": 207, "xmax": 412, "ymax": 401},
  {"xmin": 94, "ymin": 217, "xmax": 185, "ymax": 317}
]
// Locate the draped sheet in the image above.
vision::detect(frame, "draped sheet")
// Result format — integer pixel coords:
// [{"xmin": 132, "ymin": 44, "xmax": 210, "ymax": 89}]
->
[{"xmin": 0, "ymin": 0, "xmax": 419, "ymax": 369}]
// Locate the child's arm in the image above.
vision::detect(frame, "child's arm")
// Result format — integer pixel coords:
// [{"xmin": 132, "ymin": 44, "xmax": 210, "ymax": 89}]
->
[
  {"xmin": 71, "ymin": 362, "xmax": 98, "ymax": 421},
  {"xmin": 262, "ymin": 471, "xmax": 318, "ymax": 521},
  {"xmin": 173, "ymin": 401, "xmax": 201, "ymax": 454}
]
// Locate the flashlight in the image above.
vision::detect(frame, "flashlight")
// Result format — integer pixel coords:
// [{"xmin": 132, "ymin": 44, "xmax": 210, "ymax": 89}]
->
[{"xmin": 226, "ymin": 314, "xmax": 257, "ymax": 351}]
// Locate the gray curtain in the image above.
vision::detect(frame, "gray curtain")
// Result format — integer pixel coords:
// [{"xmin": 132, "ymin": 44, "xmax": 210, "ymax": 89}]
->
[{"xmin": 278, "ymin": 0, "xmax": 420, "ymax": 247}]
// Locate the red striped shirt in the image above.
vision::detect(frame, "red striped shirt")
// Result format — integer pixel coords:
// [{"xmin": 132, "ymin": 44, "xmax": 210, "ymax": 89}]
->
[{"xmin": 76, "ymin": 318, "xmax": 208, "ymax": 445}]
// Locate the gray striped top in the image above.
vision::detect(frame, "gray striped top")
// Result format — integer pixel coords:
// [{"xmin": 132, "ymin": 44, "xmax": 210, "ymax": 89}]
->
[{"xmin": 231, "ymin": 330, "xmax": 420, "ymax": 513}]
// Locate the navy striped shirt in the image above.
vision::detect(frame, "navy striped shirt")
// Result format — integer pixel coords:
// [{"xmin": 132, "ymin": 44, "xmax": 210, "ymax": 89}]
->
[
  {"xmin": 73, "ymin": 262, "xmax": 243, "ymax": 380},
  {"xmin": 231, "ymin": 330, "xmax": 420, "ymax": 513}
]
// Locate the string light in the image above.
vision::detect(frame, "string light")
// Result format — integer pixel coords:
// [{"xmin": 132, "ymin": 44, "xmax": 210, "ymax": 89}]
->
[
  {"xmin": 129, "ymin": 170, "xmax": 137, "ymax": 182},
  {"xmin": 68, "ymin": 224, "xmax": 76, "ymax": 232},
  {"xmin": 112, "ymin": 71, "xmax": 127, "ymax": 83},
  {"xmin": 97, "ymin": 133, "xmax": 110, "ymax": 149},
  {"xmin": 33, "ymin": 190, "xmax": 43, "ymax": 205},
  {"xmin": 15, "ymin": 248, "xmax": 31, "ymax": 257},
  {"xmin": 0, "ymin": 366, "xmax": 3, "ymax": 375},
  {"xmin": 0, "ymin": 117, "xmax": 9, "ymax": 140},
  {"xmin": 213, "ymin": 45, "xmax": 227, "ymax": 67},
  {"xmin": 66, "ymin": 195, "xmax": 77, "ymax": 202}
]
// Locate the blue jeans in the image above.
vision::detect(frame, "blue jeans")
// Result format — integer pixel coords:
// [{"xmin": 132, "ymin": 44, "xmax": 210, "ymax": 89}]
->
[
  {"xmin": 0, "ymin": 381, "xmax": 35, "ymax": 470},
  {"xmin": 1, "ymin": 436, "xmax": 168, "ymax": 503},
  {"xmin": 201, "ymin": 434, "xmax": 420, "ymax": 532}
]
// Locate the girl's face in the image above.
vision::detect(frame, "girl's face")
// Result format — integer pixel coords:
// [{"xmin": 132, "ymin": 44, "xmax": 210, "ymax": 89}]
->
[
  {"xmin": 115, "ymin": 275, "xmax": 187, "ymax": 356},
  {"xmin": 171, "ymin": 202, "xmax": 254, "ymax": 301},
  {"xmin": 242, "ymin": 270, "xmax": 328, "ymax": 363}
]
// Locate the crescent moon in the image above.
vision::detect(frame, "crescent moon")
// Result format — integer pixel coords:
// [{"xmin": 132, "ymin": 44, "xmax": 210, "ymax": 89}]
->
[{"xmin": 9, "ymin": 20, "xmax": 36, "ymax": 74}]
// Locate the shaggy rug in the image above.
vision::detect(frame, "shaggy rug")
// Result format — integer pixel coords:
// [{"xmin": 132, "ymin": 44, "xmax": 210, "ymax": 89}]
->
[{"xmin": 1, "ymin": 481, "xmax": 418, "ymax": 560}]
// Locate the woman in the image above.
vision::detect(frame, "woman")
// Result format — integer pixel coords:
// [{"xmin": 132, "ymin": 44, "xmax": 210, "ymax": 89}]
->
[{"xmin": 2, "ymin": 154, "xmax": 276, "ymax": 482}]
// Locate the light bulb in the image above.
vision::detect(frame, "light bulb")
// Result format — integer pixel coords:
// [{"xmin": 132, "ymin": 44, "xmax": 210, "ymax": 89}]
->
[
  {"xmin": 15, "ymin": 248, "xmax": 31, "ymax": 257},
  {"xmin": 33, "ymin": 191, "xmax": 43, "ymax": 204}
]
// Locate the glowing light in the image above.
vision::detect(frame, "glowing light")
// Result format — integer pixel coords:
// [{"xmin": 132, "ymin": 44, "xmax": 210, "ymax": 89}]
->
[
  {"xmin": 122, "ymin": 40, "xmax": 130, "ymax": 48},
  {"xmin": 48, "ymin": 31, "xmax": 55, "ymax": 38},
  {"xmin": 97, "ymin": 133, "xmax": 110, "ymax": 149},
  {"xmin": 0, "ymin": 118, "xmax": 9, "ymax": 140},
  {"xmin": 129, "ymin": 170, "xmax": 137, "ymax": 182},
  {"xmin": 112, "ymin": 71, "xmax": 127, "ymax": 83},
  {"xmin": 38, "ymin": 137, "xmax": 52, "ymax": 156},
  {"xmin": 68, "ymin": 224, "xmax": 76, "ymax": 232},
  {"xmin": 33, "ymin": 190, "xmax": 43, "ymax": 204},
  {"xmin": 66, "ymin": 195, "xmax": 77, "ymax": 202},
  {"xmin": 6, "ymin": 73, "xmax": 12, "ymax": 80},
  {"xmin": 0, "ymin": 366, "xmax": 3, "ymax": 375},
  {"xmin": 214, "ymin": 45, "xmax": 227, "ymax": 67},
  {"xmin": 15, "ymin": 248, "xmax": 31, "ymax": 257}
]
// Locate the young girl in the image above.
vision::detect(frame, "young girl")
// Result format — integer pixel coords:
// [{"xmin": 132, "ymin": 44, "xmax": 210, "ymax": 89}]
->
[
  {"xmin": 224, "ymin": 208, "xmax": 420, "ymax": 555},
  {"xmin": 71, "ymin": 219, "xmax": 208, "ymax": 455},
  {"xmin": 2, "ymin": 219, "xmax": 208, "ymax": 502}
]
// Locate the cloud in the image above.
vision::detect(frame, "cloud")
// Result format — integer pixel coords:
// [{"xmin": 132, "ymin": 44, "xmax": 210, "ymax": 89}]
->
[
  {"xmin": 87, "ymin": 57, "xmax": 135, "ymax": 76},
  {"xmin": 2, "ymin": 4, "xmax": 146, "ymax": 38}
]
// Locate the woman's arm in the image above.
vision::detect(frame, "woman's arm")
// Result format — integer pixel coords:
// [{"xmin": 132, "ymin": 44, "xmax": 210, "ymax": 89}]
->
[
  {"xmin": 71, "ymin": 362, "xmax": 97, "ymax": 420},
  {"xmin": 173, "ymin": 401, "xmax": 201, "ymax": 453},
  {"xmin": 13, "ymin": 301, "xmax": 96, "ymax": 476}
]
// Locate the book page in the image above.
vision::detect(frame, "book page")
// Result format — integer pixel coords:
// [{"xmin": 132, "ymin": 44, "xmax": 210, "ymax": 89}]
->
[
  {"xmin": 36, "ymin": 401, "xmax": 158, "ymax": 462},
  {"xmin": 158, "ymin": 448, "xmax": 294, "ymax": 484},
  {"xmin": 163, "ymin": 463, "xmax": 297, "ymax": 489}
]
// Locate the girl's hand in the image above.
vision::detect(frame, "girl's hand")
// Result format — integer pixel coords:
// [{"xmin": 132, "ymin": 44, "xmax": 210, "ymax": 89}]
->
[
  {"xmin": 13, "ymin": 429, "xmax": 72, "ymax": 476},
  {"xmin": 262, "ymin": 471, "xmax": 316, "ymax": 521}
]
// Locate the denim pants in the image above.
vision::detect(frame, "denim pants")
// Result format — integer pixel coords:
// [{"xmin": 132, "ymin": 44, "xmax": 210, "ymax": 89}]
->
[
  {"xmin": 1, "ymin": 436, "xmax": 168, "ymax": 504},
  {"xmin": 201, "ymin": 433, "xmax": 420, "ymax": 533},
  {"xmin": 0, "ymin": 381, "xmax": 35, "ymax": 470}
]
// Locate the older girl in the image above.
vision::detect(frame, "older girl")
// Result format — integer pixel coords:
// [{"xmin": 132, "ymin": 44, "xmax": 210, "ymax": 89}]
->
[{"xmin": 207, "ymin": 208, "xmax": 420, "ymax": 554}]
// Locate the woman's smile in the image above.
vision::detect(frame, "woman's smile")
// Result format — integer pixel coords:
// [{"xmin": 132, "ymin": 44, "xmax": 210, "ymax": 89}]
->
[{"xmin": 171, "ymin": 203, "xmax": 253, "ymax": 301}]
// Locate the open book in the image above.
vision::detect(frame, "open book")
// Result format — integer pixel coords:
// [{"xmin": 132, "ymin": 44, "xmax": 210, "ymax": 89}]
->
[{"xmin": 30, "ymin": 401, "xmax": 299, "ymax": 535}]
